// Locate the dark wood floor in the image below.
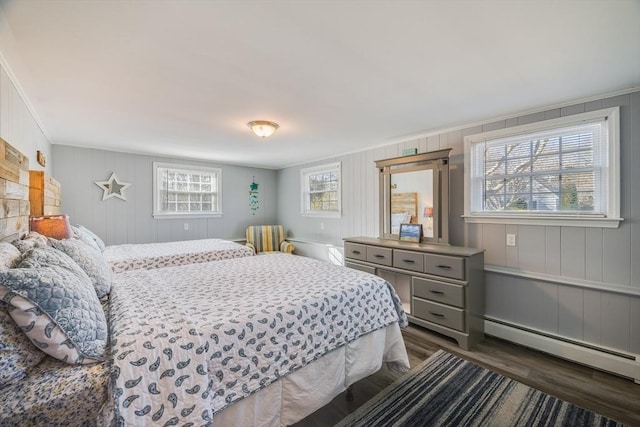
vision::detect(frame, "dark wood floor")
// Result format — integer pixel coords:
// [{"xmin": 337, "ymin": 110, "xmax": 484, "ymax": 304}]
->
[{"xmin": 294, "ymin": 325, "xmax": 640, "ymax": 426}]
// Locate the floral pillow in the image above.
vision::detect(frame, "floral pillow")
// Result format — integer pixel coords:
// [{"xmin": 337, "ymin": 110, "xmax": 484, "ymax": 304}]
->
[
  {"xmin": 0, "ymin": 301, "xmax": 45, "ymax": 388},
  {"xmin": 49, "ymin": 238, "xmax": 113, "ymax": 299},
  {"xmin": 0, "ymin": 242, "xmax": 21, "ymax": 270},
  {"xmin": 0, "ymin": 247, "xmax": 107, "ymax": 364}
]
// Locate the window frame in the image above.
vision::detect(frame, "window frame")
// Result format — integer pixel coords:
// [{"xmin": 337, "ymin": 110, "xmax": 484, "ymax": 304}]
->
[
  {"xmin": 463, "ymin": 107, "xmax": 621, "ymax": 228},
  {"xmin": 300, "ymin": 162, "xmax": 342, "ymax": 218},
  {"xmin": 152, "ymin": 162, "xmax": 223, "ymax": 219}
]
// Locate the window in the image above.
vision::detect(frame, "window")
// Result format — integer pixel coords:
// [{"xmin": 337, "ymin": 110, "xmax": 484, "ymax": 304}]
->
[
  {"xmin": 153, "ymin": 162, "xmax": 222, "ymax": 218},
  {"xmin": 301, "ymin": 162, "xmax": 341, "ymax": 217},
  {"xmin": 464, "ymin": 107, "xmax": 621, "ymax": 228}
]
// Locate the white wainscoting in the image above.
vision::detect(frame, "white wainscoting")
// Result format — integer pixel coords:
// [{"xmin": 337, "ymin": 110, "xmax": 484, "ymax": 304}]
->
[{"xmin": 288, "ymin": 239, "xmax": 344, "ymax": 266}]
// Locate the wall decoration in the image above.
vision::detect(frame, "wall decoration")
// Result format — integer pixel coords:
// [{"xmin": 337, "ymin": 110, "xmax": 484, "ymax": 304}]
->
[
  {"xmin": 36, "ymin": 150, "xmax": 46, "ymax": 166},
  {"xmin": 95, "ymin": 172, "xmax": 132, "ymax": 201},
  {"xmin": 249, "ymin": 178, "xmax": 259, "ymax": 215}
]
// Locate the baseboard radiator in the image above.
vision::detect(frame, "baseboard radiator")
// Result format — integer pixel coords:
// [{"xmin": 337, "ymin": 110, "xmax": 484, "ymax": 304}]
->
[{"xmin": 485, "ymin": 319, "xmax": 640, "ymax": 384}]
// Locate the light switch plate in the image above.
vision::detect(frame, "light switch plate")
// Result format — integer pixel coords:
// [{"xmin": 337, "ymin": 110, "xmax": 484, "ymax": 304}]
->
[{"xmin": 506, "ymin": 233, "xmax": 516, "ymax": 247}]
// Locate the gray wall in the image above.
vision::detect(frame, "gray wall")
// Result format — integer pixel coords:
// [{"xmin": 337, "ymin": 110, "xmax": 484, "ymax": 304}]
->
[
  {"xmin": 0, "ymin": 64, "xmax": 52, "ymax": 177},
  {"xmin": 52, "ymin": 145, "xmax": 277, "ymax": 245},
  {"xmin": 277, "ymin": 91, "xmax": 640, "ymax": 355}
]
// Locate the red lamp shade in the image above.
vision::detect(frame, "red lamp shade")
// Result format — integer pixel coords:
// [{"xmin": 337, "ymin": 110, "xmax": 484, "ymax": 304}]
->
[
  {"xmin": 423, "ymin": 207, "xmax": 434, "ymax": 217},
  {"xmin": 29, "ymin": 215, "xmax": 73, "ymax": 240}
]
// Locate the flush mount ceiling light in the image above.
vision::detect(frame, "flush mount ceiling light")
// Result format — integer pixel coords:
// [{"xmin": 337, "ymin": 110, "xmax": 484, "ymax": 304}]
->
[{"xmin": 248, "ymin": 120, "xmax": 279, "ymax": 138}]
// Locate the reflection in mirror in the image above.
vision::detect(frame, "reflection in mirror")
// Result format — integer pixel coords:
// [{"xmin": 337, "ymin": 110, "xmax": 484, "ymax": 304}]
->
[{"xmin": 390, "ymin": 170, "xmax": 434, "ymax": 238}]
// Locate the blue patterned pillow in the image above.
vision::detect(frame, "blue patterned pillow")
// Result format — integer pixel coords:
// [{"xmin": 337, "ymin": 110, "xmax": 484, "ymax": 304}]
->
[
  {"xmin": 0, "ymin": 301, "xmax": 45, "ymax": 387},
  {"xmin": 49, "ymin": 238, "xmax": 112, "ymax": 299},
  {"xmin": 77, "ymin": 225, "xmax": 106, "ymax": 252},
  {"xmin": 0, "ymin": 247, "xmax": 107, "ymax": 364}
]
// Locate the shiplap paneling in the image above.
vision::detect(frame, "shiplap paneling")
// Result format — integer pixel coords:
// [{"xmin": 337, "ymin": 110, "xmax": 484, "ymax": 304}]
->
[
  {"xmin": 585, "ymin": 228, "xmax": 604, "ymax": 282},
  {"xmin": 600, "ymin": 293, "xmax": 630, "ymax": 351},
  {"xmin": 53, "ymin": 145, "xmax": 277, "ymax": 246},
  {"xmin": 518, "ymin": 225, "xmax": 546, "ymax": 273},
  {"xmin": 545, "ymin": 226, "xmax": 561, "ymax": 275},
  {"xmin": 277, "ymin": 91, "xmax": 640, "ymax": 356},
  {"xmin": 558, "ymin": 286, "xmax": 584, "ymax": 340},
  {"xmin": 583, "ymin": 290, "xmax": 603, "ymax": 345},
  {"xmin": 481, "ymin": 223, "xmax": 506, "ymax": 265},
  {"xmin": 631, "ymin": 297, "xmax": 640, "ymax": 354},
  {"xmin": 484, "ymin": 271, "xmax": 502, "ymax": 319},
  {"xmin": 602, "ymin": 227, "xmax": 632, "ymax": 286},
  {"xmin": 505, "ymin": 224, "xmax": 518, "ymax": 268},
  {"xmin": 560, "ymin": 227, "xmax": 586, "ymax": 279},
  {"xmin": 632, "ymin": 92, "xmax": 640, "ymax": 290}
]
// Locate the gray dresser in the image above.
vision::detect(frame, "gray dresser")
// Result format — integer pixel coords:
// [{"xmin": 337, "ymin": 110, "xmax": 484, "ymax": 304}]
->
[{"xmin": 343, "ymin": 236, "xmax": 485, "ymax": 350}]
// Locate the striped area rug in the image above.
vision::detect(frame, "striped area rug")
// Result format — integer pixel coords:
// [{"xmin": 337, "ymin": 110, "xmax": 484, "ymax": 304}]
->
[{"xmin": 336, "ymin": 350, "xmax": 624, "ymax": 427}]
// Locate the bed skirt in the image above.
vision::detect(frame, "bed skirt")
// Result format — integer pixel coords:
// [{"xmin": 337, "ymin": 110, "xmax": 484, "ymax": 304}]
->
[{"xmin": 211, "ymin": 323, "xmax": 409, "ymax": 427}]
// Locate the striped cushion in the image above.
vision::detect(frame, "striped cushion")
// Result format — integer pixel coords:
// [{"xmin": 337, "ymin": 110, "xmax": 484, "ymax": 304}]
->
[{"xmin": 246, "ymin": 225, "xmax": 289, "ymax": 253}]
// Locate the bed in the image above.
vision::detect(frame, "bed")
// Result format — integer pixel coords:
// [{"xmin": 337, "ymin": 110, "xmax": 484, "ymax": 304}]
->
[
  {"xmin": 0, "ymin": 139, "xmax": 410, "ymax": 426},
  {"xmin": 1, "ymin": 243, "xmax": 409, "ymax": 426},
  {"xmin": 109, "ymin": 253, "xmax": 408, "ymax": 425},
  {"xmin": 101, "ymin": 237, "xmax": 254, "ymax": 273},
  {"xmin": 68, "ymin": 224, "xmax": 253, "ymax": 273}
]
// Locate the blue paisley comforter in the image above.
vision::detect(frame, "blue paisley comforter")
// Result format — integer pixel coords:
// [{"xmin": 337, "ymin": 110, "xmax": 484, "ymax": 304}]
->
[{"xmin": 109, "ymin": 253, "xmax": 407, "ymax": 426}]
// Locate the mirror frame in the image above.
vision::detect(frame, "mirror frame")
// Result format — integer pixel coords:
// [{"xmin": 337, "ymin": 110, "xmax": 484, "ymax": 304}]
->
[{"xmin": 376, "ymin": 149, "xmax": 451, "ymax": 244}]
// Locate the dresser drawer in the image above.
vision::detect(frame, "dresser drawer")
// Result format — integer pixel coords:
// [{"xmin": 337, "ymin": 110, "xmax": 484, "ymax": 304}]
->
[
  {"xmin": 366, "ymin": 246, "xmax": 393, "ymax": 266},
  {"xmin": 425, "ymin": 254, "xmax": 465, "ymax": 280},
  {"xmin": 344, "ymin": 242, "xmax": 367, "ymax": 261},
  {"xmin": 413, "ymin": 277, "xmax": 464, "ymax": 308},
  {"xmin": 345, "ymin": 261, "xmax": 376, "ymax": 275},
  {"xmin": 393, "ymin": 249, "xmax": 424, "ymax": 273},
  {"xmin": 413, "ymin": 299, "xmax": 464, "ymax": 331}
]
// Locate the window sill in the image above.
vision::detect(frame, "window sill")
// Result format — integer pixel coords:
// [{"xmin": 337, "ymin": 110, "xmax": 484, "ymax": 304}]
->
[
  {"xmin": 300, "ymin": 212, "xmax": 342, "ymax": 218},
  {"xmin": 153, "ymin": 213, "xmax": 223, "ymax": 220},
  {"xmin": 462, "ymin": 214, "xmax": 622, "ymax": 228}
]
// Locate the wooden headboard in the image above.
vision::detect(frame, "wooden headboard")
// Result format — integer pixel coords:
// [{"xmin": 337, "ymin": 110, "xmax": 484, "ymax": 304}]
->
[
  {"xmin": 0, "ymin": 137, "xmax": 30, "ymax": 241},
  {"xmin": 391, "ymin": 192, "xmax": 418, "ymax": 223},
  {"xmin": 29, "ymin": 170, "xmax": 61, "ymax": 216}
]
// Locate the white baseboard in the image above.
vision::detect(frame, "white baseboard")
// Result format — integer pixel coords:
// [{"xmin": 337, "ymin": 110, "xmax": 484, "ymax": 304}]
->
[{"xmin": 485, "ymin": 319, "xmax": 640, "ymax": 384}]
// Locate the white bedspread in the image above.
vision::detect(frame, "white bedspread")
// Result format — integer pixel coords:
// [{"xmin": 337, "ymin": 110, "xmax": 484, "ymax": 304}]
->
[
  {"xmin": 103, "ymin": 238, "xmax": 253, "ymax": 273},
  {"xmin": 109, "ymin": 253, "xmax": 407, "ymax": 426}
]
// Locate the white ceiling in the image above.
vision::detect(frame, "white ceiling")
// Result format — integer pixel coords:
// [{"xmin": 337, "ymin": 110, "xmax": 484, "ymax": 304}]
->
[{"xmin": 1, "ymin": 0, "xmax": 639, "ymax": 169}]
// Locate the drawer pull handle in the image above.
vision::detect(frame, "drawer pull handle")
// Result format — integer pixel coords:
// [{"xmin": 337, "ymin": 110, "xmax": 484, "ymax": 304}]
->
[
  {"xmin": 429, "ymin": 312, "xmax": 445, "ymax": 317},
  {"xmin": 402, "ymin": 259, "xmax": 415, "ymax": 264},
  {"xmin": 352, "ymin": 250, "xmax": 361, "ymax": 255},
  {"xmin": 374, "ymin": 254, "xmax": 385, "ymax": 259},
  {"xmin": 429, "ymin": 290, "xmax": 444, "ymax": 295},
  {"xmin": 436, "ymin": 265, "xmax": 452, "ymax": 269}
]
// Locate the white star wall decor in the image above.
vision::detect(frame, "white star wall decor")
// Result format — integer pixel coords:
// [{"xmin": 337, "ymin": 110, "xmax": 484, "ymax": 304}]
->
[{"xmin": 94, "ymin": 172, "xmax": 132, "ymax": 201}]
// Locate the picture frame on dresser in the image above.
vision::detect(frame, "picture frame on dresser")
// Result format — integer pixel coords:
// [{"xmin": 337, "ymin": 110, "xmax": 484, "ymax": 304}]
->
[{"xmin": 399, "ymin": 223, "xmax": 422, "ymax": 242}]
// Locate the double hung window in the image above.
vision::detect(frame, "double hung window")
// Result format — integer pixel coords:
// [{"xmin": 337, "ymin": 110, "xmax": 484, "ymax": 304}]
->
[
  {"xmin": 301, "ymin": 162, "xmax": 342, "ymax": 217},
  {"xmin": 464, "ymin": 107, "xmax": 620, "ymax": 227},
  {"xmin": 153, "ymin": 162, "xmax": 221, "ymax": 218}
]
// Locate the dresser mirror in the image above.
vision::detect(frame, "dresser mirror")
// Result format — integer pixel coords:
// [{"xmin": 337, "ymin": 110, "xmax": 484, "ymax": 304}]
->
[{"xmin": 376, "ymin": 149, "xmax": 451, "ymax": 244}]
